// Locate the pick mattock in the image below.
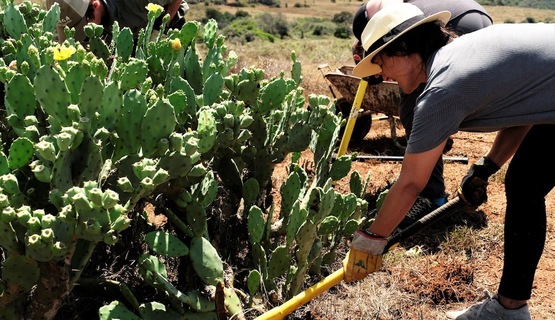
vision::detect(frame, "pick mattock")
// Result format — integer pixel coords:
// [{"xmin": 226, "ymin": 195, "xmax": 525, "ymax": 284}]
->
[{"xmin": 254, "ymin": 196, "xmax": 467, "ymax": 320}]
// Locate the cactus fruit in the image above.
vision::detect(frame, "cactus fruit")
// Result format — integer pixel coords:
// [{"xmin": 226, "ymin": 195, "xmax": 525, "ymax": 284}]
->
[{"xmin": 1, "ymin": 173, "xmax": 19, "ymax": 195}]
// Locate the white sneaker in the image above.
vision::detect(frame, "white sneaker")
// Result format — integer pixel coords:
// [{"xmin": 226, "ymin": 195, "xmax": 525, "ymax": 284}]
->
[{"xmin": 446, "ymin": 293, "xmax": 530, "ymax": 320}]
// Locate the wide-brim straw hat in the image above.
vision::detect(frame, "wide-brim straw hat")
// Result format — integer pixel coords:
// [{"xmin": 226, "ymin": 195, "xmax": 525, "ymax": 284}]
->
[
  {"xmin": 353, "ymin": 3, "xmax": 451, "ymax": 78},
  {"xmin": 352, "ymin": 0, "xmax": 403, "ymax": 42}
]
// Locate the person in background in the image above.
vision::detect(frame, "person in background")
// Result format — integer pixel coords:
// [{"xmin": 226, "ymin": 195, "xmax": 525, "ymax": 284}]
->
[
  {"xmin": 46, "ymin": 0, "xmax": 189, "ymax": 44},
  {"xmin": 351, "ymin": 0, "xmax": 492, "ymax": 229},
  {"xmin": 345, "ymin": 2, "xmax": 555, "ymax": 319}
]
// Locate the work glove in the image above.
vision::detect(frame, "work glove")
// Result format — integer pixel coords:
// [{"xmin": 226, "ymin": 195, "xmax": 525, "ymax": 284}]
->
[
  {"xmin": 458, "ymin": 156, "xmax": 500, "ymax": 207},
  {"xmin": 343, "ymin": 230, "xmax": 387, "ymax": 282}
]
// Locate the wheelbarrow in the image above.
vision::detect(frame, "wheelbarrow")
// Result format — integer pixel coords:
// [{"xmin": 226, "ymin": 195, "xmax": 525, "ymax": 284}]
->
[
  {"xmin": 321, "ymin": 65, "xmax": 468, "ymax": 164},
  {"xmin": 320, "ymin": 64, "xmax": 403, "ymax": 149}
]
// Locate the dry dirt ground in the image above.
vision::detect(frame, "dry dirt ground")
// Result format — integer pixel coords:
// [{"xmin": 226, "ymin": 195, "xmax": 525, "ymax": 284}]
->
[{"xmin": 271, "ymin": 117, "xmax": 555, "ymax": 319}]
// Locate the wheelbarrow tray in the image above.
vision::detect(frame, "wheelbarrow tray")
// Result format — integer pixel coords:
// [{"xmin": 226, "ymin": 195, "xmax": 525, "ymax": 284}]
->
[{"xmin": 324, "ymin": 65, "xmax": 401, "ymax": 117}]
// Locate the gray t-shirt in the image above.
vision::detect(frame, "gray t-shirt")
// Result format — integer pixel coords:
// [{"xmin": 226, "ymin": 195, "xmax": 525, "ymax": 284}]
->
[{"xmin": 407, "ymin": 23, "xmax": 555, "ymax": 153}]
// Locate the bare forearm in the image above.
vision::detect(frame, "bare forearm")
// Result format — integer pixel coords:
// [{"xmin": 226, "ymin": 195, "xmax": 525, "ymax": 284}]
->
[
  {"xmin": 368, "ymin": 179, "xmax": 421, "ymax": 237},
  {"xmin": 165, "ymin": 0, "xmax": 181, "ymax": 21},
  {"xmin": 486, "ymin": 126, "xmax": 531, "ymax": 166},
  {"xmin": 368, "ymin": 141, "xmax": 446, "ymax": 237}
]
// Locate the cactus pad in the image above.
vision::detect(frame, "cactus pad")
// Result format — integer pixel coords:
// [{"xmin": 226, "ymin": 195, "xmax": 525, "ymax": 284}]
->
[
  {"xmin": 2, "ymin": 254, "xmax": 39, "ymax": 292},
  {"xmin": 145, "ymin": 230, "xmax": 189, "ymax": 257},
  {"xmin": 189, "ymin": 236, "xmax": 224, "ymax": 286},
  {"xmin": 99, "ymin": 301, "xmax": 142, "ymax": 320}
]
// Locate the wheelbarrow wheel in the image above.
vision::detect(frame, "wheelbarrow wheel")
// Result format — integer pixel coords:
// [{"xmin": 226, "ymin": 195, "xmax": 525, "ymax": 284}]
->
[{"xmin": 335, "ymin": 98, "xmax": 372, "ymax": 142}]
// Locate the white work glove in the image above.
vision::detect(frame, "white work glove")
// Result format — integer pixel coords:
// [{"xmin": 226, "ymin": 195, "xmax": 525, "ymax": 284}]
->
[{"xmin": 343, "ymin": 230, "xmax": 387, "ymax": 282}]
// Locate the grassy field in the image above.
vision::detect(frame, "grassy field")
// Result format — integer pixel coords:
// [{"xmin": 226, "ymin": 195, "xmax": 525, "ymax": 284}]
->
[
  {"xmin": 186, "ymin": 0, "xmax": 555, "ymax": 23},
  {"xmin": 24, "ymin": 0, "xmax": 555, "ymax": 102},
  {"xmin": 188, "ymin": 1, "xmax": 555, "ymax": 98},
  {"xmin": 21, "ymin": 0, "xmax": 555, "ymax": 23}
]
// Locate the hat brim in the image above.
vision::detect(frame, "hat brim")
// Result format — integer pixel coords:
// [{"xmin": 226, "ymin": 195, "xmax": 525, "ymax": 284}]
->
[
  {"xmin": 353, "ymin": 11, "xmax": 451, "ymax": 78},
  {"xmin": 57, "ymin": 15, "xmax": 87, "ymax": 43}
]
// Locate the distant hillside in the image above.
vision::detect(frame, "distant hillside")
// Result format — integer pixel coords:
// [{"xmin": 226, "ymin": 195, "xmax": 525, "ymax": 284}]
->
[{"xmin": 477, "ymin": 0, "xmax": 555, "ymax": 10}]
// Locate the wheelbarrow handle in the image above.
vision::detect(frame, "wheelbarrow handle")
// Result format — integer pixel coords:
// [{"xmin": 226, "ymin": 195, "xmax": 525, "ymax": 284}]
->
[{"xmin": 337, "ymin": 79, "xmax": 368, "ymax": 157}]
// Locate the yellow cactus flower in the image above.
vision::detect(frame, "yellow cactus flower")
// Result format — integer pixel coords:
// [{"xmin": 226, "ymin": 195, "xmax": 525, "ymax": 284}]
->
[
  {"xmin": 170, "ymin": 38, "xmax": 182, "ymax": 51},
  {"xmin": 53, "ymin": 45, "xmax": 76, "ymax": 61},
  {"xmin": 146, "ymin": 3, "xmax": 163, "ymax": 14}
]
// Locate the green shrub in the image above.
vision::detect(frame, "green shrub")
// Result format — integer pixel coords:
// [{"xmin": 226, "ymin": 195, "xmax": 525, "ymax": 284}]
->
[
  {"xmin": 256, "ymin": 12, "xmax": 290, "ymax": 39},
  {"xmin": 290, "ymin": 17, "xmax": 336, "ymax": 38},
  {"xmin": 334, "ymin": 26, "xmax": 350, "ymax": 39},
  {"xmin": 332, "ymin": 11, "xmax": 353, "ymax": 24},
  {"xmin": 222, "ymin": 17, "xmax": 276, "ymax": 42},
  {"xmin": 204, "ymin": 7, "xmax": 235, "ymax": 28}
]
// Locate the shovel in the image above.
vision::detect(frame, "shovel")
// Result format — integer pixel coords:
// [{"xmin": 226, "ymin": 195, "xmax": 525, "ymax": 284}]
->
[{"xmin": 254, "ymin": 196, "xmax": 467, "ymax": 320}]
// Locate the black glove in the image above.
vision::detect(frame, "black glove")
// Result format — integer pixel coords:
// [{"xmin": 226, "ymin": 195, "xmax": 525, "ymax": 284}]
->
[{"xmin": 458, "ymin": 156, "xmax": 500, "ymax": 207}]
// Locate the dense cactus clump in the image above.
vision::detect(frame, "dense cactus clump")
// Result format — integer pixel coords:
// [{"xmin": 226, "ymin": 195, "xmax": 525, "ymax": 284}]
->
[{"xmin": 0, "ymin": 0, "xmax": 372, "ymax": 319}]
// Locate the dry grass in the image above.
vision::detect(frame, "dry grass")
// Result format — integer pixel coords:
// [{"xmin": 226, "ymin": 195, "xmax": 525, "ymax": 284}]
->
[
  {"xmin": 19, "ymin": 0, "xmax": 555, "ymax": 23},
  {"xmin": 191, "ymin": 1, "xmax": 555, "ymax": 104},
  {"xmin": 225, "ymin": 37, "xmax": 354, "ymax": 100},
  {"xmin": 188, "ymin": 1, "xmax": 555, "ymax": 23},
  {"xmin": 486, "ymin": 5, "xmax": 555, "ymax": 22}
]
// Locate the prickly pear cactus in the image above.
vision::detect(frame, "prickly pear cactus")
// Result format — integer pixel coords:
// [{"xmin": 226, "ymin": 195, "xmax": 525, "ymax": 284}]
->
[{"xmin": 0, "ymin": 2, "xmax": 371, "ymax": 320}]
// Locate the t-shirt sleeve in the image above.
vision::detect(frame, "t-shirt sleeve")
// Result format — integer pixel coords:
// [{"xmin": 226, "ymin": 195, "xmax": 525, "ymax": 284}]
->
[{"xmin": 406, "ymin": 87, "xmax": 471, "ymax": 154}]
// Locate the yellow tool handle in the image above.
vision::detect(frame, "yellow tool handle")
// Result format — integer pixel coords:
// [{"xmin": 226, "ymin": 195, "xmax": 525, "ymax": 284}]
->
[
  {"xmin": 253, "ymin": 197, "xmax": 466, "ymax": 320},
  {"xmin": 337, "ymin": 79, "xmax": 368, "ymax": 157},
  {"xmin": 254, "ymin": 268, "xmax": 345, "ymax": 320}
]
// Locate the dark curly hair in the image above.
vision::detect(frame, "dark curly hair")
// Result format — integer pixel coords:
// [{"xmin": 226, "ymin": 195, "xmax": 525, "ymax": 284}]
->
[{"xmin": 377, "ymin": 21, "xmax": 457, "ymax": 65}]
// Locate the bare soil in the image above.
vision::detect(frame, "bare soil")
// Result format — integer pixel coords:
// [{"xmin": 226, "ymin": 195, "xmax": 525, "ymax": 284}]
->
[{"xmin": 272, "ymin": 118, "xmax": 555, "ymax": 319}]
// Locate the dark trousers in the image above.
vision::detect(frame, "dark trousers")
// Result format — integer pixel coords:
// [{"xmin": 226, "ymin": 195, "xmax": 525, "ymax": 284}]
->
[{"xmin": 500, "ymin": 124, "xmax": 555, "ymax": 300}]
